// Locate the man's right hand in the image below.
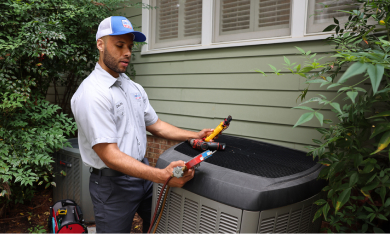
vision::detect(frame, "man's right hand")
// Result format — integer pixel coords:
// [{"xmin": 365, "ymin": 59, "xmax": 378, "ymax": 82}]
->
[{"xmin": 162, "ymin": 160, "xmax": 195, "ymax": 187}]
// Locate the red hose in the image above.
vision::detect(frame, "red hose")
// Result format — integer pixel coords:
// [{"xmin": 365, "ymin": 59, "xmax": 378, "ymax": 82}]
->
[{"xmin": 147, "ymin": 176, "xmax": 172, "ymax": 233}]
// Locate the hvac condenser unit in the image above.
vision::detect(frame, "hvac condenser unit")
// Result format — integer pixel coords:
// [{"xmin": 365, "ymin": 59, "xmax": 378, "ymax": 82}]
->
[
  {"xmin": 53, "ymin": 138, "xmax": 95, "ymax": 222},
  {"xmin": 152, "ymin": 135, "xmax": 326, "ymax": 233}
]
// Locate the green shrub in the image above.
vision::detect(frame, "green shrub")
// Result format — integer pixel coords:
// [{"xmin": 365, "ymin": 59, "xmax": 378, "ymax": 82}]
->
[
  {"xmin": 0, "ymin": 0, "xmax": 148, "ymax": 210},
  {"xmin": 257, "ymin": 0, "xmax": 390, "ymax": 232}
]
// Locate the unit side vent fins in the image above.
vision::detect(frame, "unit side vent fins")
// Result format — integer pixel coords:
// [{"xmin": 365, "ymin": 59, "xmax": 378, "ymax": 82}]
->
[
  {"xmin": 287, "ymin": 209, "xmax": 302, "ymax": 233},
  {"xmin": 259, "ymin": 217, "xmax": 275, "ymax": 233},
  {"xmin": 199, "ymin": 205, "xmax": 217, "ymax": 233},
  {"xmin": 182, "ymin": 198, "xmax": 198, "ymax": 233},
  {"xmin": 73, "ymin": 157, "xmax": 81, "ymax": 205},
  {"xmin": 218, "ymin": 212, "xmax": 238, "ymax": 233},
  {"xmin": 65, "ymin": 156, "xmax": 74, "ymax": 200},
  {"xmin": 299, "ymin": 206, "xmax": 312, "ymax": 233},
  {"xmin": 156, "ymin": 185, "xmax": 168, "ymax": 233},
  {"xmin": 274, "ymin": 213, "xmax": 289, "ymax": 233},
  {"xmin": 309, "ymin": 204, "xmax": 321, "ymax": 233},
  {"xmin": 167, "ymin": 192, "xmax": 182, "ymax": 233}
]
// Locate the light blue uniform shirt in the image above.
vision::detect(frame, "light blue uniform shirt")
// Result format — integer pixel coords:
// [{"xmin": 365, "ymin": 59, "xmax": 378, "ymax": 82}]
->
[{"xmin": 71, "ymin": 63, "xmax": 158, "ymax": 169}]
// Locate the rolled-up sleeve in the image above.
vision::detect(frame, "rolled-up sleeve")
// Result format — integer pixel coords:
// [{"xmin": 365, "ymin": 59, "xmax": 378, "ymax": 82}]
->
[{"xmin": 73, "ymin": 90, "xmax": 118, "ymax": 148}]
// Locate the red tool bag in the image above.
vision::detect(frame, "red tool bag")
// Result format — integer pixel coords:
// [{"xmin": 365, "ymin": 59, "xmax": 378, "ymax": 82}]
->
[{"xmin": 48, "ymin": 199, "xmax": 88, "ymax": 233}]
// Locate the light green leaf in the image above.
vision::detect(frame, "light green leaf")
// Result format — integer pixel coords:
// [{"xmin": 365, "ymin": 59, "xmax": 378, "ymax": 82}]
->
[
  {"xmin": 295, "ymin": 46, "xmax": 305, "ymax": 54},
  {"xmin": 293, "ymin": 112, "xmax": 315, "ymax": 128},
  {"xmin": 371, "ymin": 131, "xmax": 390, "ymax": 155},
  {"xmin": 327, "ymin": 83, "xmax": 341, "ymax": 89},
  {"xmin": 306, "ymin": 79, "xmax": 328, "ymax": 84},
  {"xmin": 330, "ymin": 102, "xmax": 343, "ymax": 114},
  {"xmin": 338, "ymin": 62, "xmax": 368, "ymax": 84},
  {"xmin": 283, "ymin": 56, "xmax": 290, "ymax": 65},
  {"xmin": 347, "ymin": 91, "xmax": 358, "ymax": 103},
  {"xmin": 293, "ymin": 106, "xmax": 314, "ymax": 111},
  {"xmin": 315, "ymin": 112, "xmax": 324, "ymax": 126},
  {"xmin": 367, "ymin": 64, "xmax": 384, "ymax": 95}
]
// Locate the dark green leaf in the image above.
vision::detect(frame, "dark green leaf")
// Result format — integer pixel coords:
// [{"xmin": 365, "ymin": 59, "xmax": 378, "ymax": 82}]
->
[
  {"xmin": 371, "ymin": 131, "xmax": 390, "ymax": 155},
  {"xmin": 335, "ymin": 188, "xmax": 351, "ymax": 213},
  {"xmin": 313, "ymin": 206, "xmax": 323, "ymax": 222},
  {"xmin": 373, "ymin": 227, "xmax": 384, "ymax": 233},
  {"xmin": 362, "ymin": 181, "xmax": 380, "ymax": 191},
  {"xmin": 367, "ymin": 64, "xmax": 385, "ymax": 95},
  {"xmin": 323, "ymin": 24, "xmax": 337, "ymax": 32},
  {"xmin": 349, "ymin": 172, "xmax": 359, "ymax": 187},
  {"xmin": 367, "ymin": 110, "xmax": 390, "ymax": 119}
]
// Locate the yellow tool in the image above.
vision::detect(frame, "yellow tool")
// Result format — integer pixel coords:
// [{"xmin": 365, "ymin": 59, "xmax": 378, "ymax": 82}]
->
[
  {"xmin": 57, "ymin": 208, "xmax": 67, "ymax": 216},
  {"xmin": 205, "ymin": 115, "xmax": 232, "ymax": 142}
]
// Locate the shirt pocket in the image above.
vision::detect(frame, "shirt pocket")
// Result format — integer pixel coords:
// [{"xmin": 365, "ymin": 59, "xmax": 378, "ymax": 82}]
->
[{"xmin": 130, "ymin": 92, "xmax": 145, "ymax": 127}]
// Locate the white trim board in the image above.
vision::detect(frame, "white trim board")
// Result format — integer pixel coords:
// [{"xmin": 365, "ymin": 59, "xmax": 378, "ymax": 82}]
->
[{"xmin": 141, "ymin": 0, "xmax": 335, "ymax": 55}]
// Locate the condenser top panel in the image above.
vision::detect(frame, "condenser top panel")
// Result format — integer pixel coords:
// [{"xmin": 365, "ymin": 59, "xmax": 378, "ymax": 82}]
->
[
  {"xmin": 174, "ymin": 135, "xmax": 317, "ymax": 178},
  {"xmin": 156, "ymin": 135, "xmax": 325, "ymax": 211}
]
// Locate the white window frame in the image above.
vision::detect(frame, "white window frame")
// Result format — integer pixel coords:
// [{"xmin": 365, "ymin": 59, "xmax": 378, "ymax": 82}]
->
[{"xmin": 141, "ymin": 0, "xmax": 336, "ymax": 55}]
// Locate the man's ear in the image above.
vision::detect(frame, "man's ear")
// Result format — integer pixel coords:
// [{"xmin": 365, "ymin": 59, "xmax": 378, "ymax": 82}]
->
[{"xmin": 97, "ymin": 38, "xmax": 105, "ymax": 52}]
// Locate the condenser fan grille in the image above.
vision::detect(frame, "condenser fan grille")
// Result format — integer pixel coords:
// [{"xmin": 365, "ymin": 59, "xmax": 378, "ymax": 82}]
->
[{"xmin": 174, "ymin": 135, "xmax": 317, "ymax": 178}]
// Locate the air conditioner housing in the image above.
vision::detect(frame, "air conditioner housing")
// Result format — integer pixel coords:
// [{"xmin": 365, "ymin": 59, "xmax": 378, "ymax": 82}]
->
[
  {"xmin": 152, "ymin": 135, "xmax": 325, "ymax": 233},
  {"xmin": 53, "ymin": 138, "xmax": 95, "ymax": 222}
]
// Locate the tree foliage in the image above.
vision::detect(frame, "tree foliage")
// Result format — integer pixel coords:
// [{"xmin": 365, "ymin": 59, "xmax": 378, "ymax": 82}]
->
[
  {"xmin": 257, "ymin": 0, "xmax": 390, "ymax": 232},
  {"xmin": 0, "ymin": 0, "xmax": 146, "ymax": 211}
]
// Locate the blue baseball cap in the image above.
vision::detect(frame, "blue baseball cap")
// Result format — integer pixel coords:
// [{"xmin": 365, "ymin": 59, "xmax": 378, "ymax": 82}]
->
[{"xmin": 96, "ymin": 16, "xmax": 146, "ymax": 42}]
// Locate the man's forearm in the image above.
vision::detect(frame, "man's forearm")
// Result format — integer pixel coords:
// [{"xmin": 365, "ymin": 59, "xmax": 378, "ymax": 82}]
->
[
  {"xmin": 93, "ymin": 143, "xmax": 166, "ymax": 183},
  {"xmin": 148, "ymin": 119, "xmax": 199, "ymax": 141}
]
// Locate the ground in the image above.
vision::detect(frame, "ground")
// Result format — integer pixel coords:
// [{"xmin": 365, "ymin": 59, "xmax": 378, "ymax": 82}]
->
[{"xmin": 0, "ymin": 186, "xmax": 143, "ymax": 233}]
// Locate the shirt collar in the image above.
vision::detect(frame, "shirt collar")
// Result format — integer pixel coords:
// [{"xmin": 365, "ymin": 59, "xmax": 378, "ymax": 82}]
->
[{"xmin": 94, "ymin": 63, "xmax": 120, "ymax": 88}]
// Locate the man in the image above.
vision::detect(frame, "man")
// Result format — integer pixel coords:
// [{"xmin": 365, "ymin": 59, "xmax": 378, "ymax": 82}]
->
[{"xmin": 71, "ymin": 16, "xmax": 214, "ymax": 233}]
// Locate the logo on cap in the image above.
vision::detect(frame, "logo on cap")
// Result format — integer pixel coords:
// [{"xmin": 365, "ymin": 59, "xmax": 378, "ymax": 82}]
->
[{"xmin": 122, "ymin": 20, "xmax": 132, "ymax": 29}]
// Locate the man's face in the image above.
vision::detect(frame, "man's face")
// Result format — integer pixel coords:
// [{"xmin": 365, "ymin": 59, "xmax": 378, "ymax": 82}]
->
[{"xmin": 98, "ymin": 34, "xmax": 134, "ymax": 75}]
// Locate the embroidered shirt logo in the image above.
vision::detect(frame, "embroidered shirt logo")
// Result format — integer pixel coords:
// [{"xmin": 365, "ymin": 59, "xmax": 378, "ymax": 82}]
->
[
  {"xmin": 116, "ymin": 102, "xmax": 123, "ymax": 108},
  {"xmin": 134, "ymin": 93, "xmax": 141, "ymax": 100},
  {"xmin": 122, "ymin": 20, "xmax": 132, "ymax": 29}
]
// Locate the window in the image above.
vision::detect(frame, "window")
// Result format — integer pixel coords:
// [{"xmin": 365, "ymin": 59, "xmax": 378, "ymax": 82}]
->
[
  {"xmin": 143, "ymin": 0, "xmax": 357, "ymax": 54},
  {"xmin": 150, "ymin": 0, "xmax": 202, "ymax": 49},
  {"xmin": 214, "ymin": 0, "xmax": 291, "ymax": 42},
  {"xmin": 306, "ymin": 0, "xmax": 357, "ymax": 34}
]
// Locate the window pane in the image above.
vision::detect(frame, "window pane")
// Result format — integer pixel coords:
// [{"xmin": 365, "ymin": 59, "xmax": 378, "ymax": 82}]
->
[
  {"xmin": 215, "ymin": 0, "xmax": 291, "ymax": 43},
  {"xmin": 258, "ymin": 0, "xmax": 290, "ymax": 31},
  {"xmin": 152, "ymin": 0, "xmax": 202, "ymax": 49},
  {"xmin": 157, "ymin": 0, "xmax": 179, "ymax": 41},
  {"xmin": 184, "ymin": 0, "xmax": 203, "ymax": 37},
  {"xmin": 306, "ymin": 0, "xmax": 356, "ymax": 33},
  {"xmin": 221, "ymin": 0, "xmax": 251, "ymax": 33}
]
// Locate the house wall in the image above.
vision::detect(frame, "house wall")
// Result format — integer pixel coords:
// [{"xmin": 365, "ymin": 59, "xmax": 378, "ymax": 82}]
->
[{"xmin": 119, "ymin": 5, "xmax": 340, "ymax": 167}]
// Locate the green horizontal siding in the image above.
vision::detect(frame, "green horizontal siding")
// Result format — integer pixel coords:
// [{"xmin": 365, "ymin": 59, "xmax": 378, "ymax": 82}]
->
[
  {"xmin": 132, "ymin": 40, "xmax": 344, "ymax": 150},
  {"xmin": 115, "ymin": 8, "xmax": 346, "ymax": 150},
  {"xmin": 150, "ymin": 100, "xmax": 337, "ymax": 127}
]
